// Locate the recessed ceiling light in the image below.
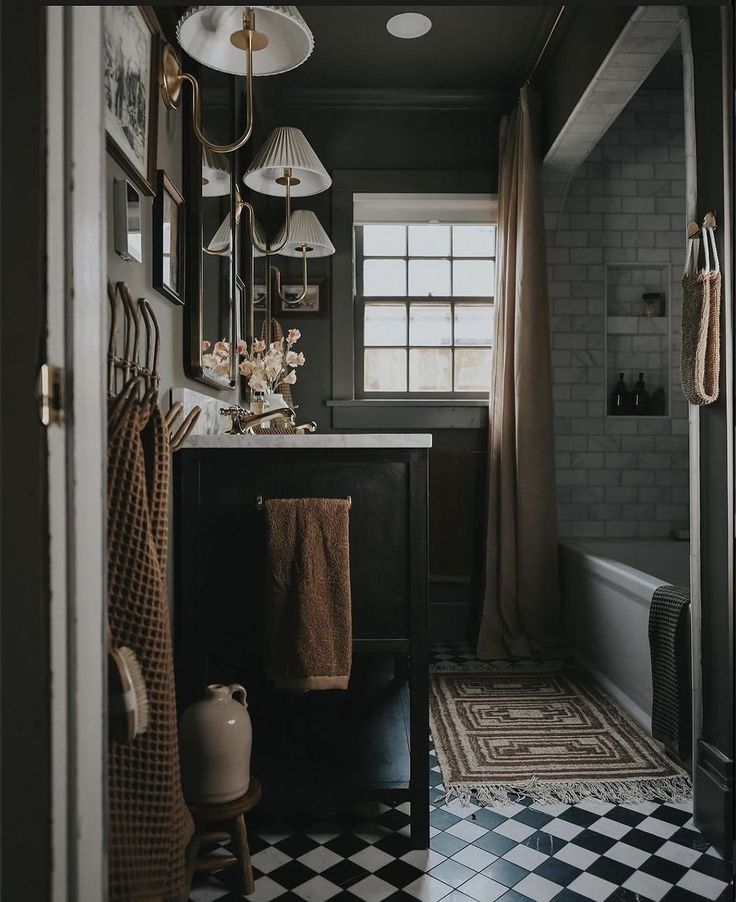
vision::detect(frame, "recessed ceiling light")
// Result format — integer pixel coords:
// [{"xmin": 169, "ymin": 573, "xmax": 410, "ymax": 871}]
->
[{"xmin": 386, "ymin": 12, "xmax": 432, "ymax": 40}]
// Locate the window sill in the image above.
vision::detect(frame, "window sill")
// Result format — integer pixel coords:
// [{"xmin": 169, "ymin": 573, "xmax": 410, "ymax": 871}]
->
[
  {"xmin": 326, "ymin": 399, "xmax": 488, "ymax": 407},
  {"xmin": 326, "ymin": 399, "xmax": 488, "ymax": 430}
]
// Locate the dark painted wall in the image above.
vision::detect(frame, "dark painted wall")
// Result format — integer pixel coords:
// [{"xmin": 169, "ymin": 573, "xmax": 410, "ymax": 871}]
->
[
  {"xmin": 252, "ymin": 88, "xmax": 500, "ymax": 431},
  {"xmin": 250, "ymin": 86, "xmax": 500, "ymax": 639},
  {"xmin": 688, "ymin": 4, "xmax": 734, "ymax": 859}
]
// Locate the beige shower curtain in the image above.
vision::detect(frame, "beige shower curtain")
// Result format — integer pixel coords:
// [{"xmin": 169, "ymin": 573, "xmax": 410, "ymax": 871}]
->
[{"xmin": 477, "ymin": 87, "xmax": 563, "ymax": 659}]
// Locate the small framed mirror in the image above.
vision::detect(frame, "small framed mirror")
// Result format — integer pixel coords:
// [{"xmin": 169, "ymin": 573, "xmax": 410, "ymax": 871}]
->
[{"xmin": 113, "ymin": 179, "xmax": 142, "ymax": 263}]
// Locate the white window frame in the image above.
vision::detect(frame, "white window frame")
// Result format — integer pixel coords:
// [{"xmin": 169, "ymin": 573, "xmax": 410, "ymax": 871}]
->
[{"xmin": 353, "ymin": 194, "xmax": 497, "ymax": 400}]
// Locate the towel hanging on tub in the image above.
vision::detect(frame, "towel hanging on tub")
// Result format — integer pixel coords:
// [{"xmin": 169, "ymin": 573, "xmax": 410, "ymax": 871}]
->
[
  {"xmin": 681, "ymin": 222, "xmax": 721, "ymax": 405},
  {"xmin": 262, "ymin": 497, "xmax": 352, "ymax": 691}
]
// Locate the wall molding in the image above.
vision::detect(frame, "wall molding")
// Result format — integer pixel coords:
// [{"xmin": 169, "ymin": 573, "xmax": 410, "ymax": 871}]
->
[{"xmin": 282, "ymin": 86, "xmax": 510, "ymax": 113}]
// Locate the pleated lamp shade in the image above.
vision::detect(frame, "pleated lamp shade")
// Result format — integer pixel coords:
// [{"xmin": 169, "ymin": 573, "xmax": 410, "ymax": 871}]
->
[
  {"xmin": 243, "ymin": 127, "xmax": 331, "ymax": 197},
  {"xmin": 272, "ymin": 210, "xmax": 335, "ymax": 258},
  {"xmin": 202, "ymin": 148, "xmax": 230, "ymax": 197},
  {"xmin": 176, "ymin": 6, "xmax": 313, "ymax": 77},
  {"xmin": 207, "ymin": 212, "xmax": 267, "ymax": 257},
  {"xmin": 206, "ymin": 211, "xmax": 232, "ymax": 256}
]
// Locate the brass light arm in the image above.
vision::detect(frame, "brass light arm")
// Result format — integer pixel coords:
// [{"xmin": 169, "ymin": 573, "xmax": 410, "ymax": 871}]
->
[
  {"xmin": 270, "ymin": 247, "xmax": 309, "ymax": 306},
  {"xmin": 239, "ymin": 181, "xmax": 294, "ymax": 256},
  {"xmin": 160, "ymin": 8, "xmax": 259, "ymax": 153}
]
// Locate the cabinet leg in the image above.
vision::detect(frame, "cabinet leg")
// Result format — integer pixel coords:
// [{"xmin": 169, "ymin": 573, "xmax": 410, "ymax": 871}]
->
[{"xmin": 233, "ymin": 813, "xmax": 255, "ymax": 895}]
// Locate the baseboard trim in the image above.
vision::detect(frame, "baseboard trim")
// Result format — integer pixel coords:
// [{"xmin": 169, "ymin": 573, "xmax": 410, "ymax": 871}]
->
[{"xmin": 694, "ymin": 739, "xmax": 734, "ymax": 862}]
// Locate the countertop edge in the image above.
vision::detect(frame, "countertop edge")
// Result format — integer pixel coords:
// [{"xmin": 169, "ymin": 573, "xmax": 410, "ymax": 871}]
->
[{"xmin": 183, "ymin": 433, "xmax": 433, "ymax": 450}]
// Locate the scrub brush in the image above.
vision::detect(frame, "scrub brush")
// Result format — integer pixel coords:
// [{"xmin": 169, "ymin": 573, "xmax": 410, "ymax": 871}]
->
[{"xmin": 108, "ymin": 638, "xmax": 149, "ymax": 742}]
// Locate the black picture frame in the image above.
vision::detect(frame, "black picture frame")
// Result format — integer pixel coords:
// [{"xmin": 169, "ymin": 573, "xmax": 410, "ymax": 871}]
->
[
  {"xmin": 103, "ymin": 5, "xmax": 160, "ymax": 196},
  {"xmin": 152, "ymin": 170, "xmax": 185, "ymax": 306},
  {"xmin": 271, "ymin": 277, "xmax": 328, "ymax": 317}
]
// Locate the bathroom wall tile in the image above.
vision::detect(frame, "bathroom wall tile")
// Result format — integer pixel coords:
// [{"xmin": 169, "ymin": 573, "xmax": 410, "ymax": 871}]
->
[{"xmin": 547, "ymin": 86, "xmax": 688, "ymax": 538}]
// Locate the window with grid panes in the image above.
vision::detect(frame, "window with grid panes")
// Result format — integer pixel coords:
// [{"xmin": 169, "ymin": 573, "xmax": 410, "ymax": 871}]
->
[{"xmin": 355, "ymin": 222, "xmax": 496, "ymax": 396}]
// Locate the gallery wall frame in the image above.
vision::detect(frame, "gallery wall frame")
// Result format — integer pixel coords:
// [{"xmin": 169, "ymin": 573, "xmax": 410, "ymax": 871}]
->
[
  {"xmin": 103, "ymin": 5, "xmax": 159, "ymax": 196},
  {"xmin": 152, "ymin": 170, "xmax": 185, "ymax": 305}
]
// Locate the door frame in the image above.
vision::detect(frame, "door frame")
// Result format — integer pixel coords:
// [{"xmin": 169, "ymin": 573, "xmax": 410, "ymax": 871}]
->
[{"xmin": 46, "ymin": 7, "xmax": 107, "ymax": 901}]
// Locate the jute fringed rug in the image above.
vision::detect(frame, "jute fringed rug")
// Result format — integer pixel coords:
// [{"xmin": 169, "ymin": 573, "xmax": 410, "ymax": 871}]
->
[{"xmin": 430, "ymin": 669, "xmax": 691, "ymax": 807}]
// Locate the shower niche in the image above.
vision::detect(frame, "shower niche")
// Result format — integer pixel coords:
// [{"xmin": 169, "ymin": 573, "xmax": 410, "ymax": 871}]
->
[{"xmin": 605, "ymin": 263, "xmax": 671, "ymax": 417}]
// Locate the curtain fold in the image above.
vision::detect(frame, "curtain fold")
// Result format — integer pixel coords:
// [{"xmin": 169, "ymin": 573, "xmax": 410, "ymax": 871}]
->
[{"xmin": 477, "ymin": 86, "xmax": 563, "ymax": 660}]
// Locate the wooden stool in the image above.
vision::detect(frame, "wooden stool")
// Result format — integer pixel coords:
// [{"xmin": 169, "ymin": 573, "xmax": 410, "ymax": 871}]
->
[{"xmin": 186, "ymin": 778, "xmax": 262, "ymax": 895}]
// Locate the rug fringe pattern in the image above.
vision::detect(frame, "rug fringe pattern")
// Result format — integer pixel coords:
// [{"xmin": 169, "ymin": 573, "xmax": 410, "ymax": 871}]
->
[{"xmin": 437, "ymin": 774, "xmax": 692, "ymax": 808}]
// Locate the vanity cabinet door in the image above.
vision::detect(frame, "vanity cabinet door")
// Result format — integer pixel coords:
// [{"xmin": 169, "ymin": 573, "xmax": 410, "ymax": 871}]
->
[{"xmin": 175, "ymin": 448, "xmax": 427, "ymax": 700}]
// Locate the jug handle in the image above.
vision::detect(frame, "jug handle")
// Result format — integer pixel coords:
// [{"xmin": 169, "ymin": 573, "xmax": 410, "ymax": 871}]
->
[{"xmin": 229, "ymin": 683, "xmax": 247, "ymax": 706}]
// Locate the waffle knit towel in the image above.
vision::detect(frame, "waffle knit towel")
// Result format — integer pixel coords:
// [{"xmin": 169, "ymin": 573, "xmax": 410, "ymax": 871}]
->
[
  {"xmin": 649, "ymin": 584, "xmax": 691, "ymax": 762},
  {"xmin": 263, "ymin": 498, "xmax": 352, "ymax": 691}
]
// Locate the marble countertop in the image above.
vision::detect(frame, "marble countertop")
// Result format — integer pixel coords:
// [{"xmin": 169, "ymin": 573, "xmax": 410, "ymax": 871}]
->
[{"xmin": 183, "ymin": 433, "xmax": 433, "ymax": 449}]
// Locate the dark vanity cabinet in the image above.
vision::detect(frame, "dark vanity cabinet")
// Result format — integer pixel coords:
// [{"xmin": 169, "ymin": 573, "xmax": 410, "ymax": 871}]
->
[{"xmin": 174, "ymin": 437, "xmax": 430, "ymax": 848}]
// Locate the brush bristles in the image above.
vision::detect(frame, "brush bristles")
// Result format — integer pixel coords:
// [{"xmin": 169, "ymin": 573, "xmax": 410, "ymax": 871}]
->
[{"xmin": 118, "ymin": 646, "xmax": 150, "ymax": 737}]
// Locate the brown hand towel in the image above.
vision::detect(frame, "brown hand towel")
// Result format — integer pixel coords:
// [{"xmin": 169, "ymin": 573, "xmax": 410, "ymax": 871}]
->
[{"xmin": 263, "ymin": 498, "xmax": 352, "ymax": 691}]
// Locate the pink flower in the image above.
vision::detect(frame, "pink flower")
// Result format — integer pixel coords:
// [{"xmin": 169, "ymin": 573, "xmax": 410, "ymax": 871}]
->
[
  {"xmin": 280, "ymin": 370, "xmax": 297, "ymax": 385},
  {"xmin": 286, "ymin": 329, "xmax": 301, "ymax": 344},
  {"xmin": 213, "ymin": 340, "xmax": 229, "ymax": 359},
  {"xmin": 236, "ymin": 339, "xmax": 247, "ymax": 356},
  {"xmin": 253, "ymin": 339, "xmax": 266, "ymax": 353},
  {"xmin": 287, "ymin": 350, "xmax": 305, "ymax": 367},
  {"xmin": 201, "ymin": 340, "xmax": 211, "ymax": 351},
  {"xmin": 270, "ymin": 340, "xmax": 282, "ymax": 352}
]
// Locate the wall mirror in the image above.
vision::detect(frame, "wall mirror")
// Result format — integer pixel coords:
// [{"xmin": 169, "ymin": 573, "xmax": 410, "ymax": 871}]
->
[{"xmin": 183, "ymin": 61, "xmax": 239, "ymax": 389}]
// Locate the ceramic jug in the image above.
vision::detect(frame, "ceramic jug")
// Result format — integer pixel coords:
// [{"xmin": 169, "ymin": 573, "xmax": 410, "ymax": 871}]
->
[{"xmin": 179, "ymin": 683, "xmax": 252, "ymax": 805}]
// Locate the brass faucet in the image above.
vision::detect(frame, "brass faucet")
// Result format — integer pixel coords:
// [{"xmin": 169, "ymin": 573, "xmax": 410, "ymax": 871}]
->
[{"xmin": 219, "ymin": 405, "xmax": 317, "ymax": 435}]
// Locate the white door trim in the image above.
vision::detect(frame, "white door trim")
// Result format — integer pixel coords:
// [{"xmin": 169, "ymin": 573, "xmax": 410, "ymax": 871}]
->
[{"xmin": 47, "ymin": 6, "xmax": 107, "ymax": 901}]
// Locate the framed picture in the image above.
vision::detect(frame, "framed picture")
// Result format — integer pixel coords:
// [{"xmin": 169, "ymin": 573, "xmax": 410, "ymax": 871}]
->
[
  {"xmin": 103, "ymin": 6, "xmax": 159, "ymax": 196},
  {"xmin": 112, "ymin": 179, "xmax": 142, "ymax": 263},
  {"xmin": 152, "ymin": 171, "xmax": 185, "ymax": 305},
  {"xmin": 265, "ymin": 277, "xmax": 327, "ymax": 317}
]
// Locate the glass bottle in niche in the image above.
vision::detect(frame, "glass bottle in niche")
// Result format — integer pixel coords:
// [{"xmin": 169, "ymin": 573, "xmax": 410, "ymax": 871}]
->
[
  {"xmin": 633, "ymin": 373, "xmax": 650, "ymax": 415},
  {"xmin": 610, "ymin": 372, "xmax": 629, "ymax": 415}
]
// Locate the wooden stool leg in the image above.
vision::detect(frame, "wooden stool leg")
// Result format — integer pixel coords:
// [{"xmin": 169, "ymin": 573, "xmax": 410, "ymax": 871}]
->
[
  {"xmin": 185, "ymin": 831, "xmax": 201, "ymax": 892},
  {"xmin": 233, "ymin": 813, "xmax": 255, "ymax": 895}
]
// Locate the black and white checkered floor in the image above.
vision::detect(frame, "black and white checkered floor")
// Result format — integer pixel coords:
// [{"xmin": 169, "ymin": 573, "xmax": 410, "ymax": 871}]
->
[{"xmin": 190, "ymin": 644, "xmax": 733, "ymax": 902}]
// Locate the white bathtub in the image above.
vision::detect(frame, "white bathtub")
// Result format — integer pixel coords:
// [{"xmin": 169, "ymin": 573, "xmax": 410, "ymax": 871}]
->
[{"xmin": 560, "ymin": 539, "xmax": 689, "ymax": 733}]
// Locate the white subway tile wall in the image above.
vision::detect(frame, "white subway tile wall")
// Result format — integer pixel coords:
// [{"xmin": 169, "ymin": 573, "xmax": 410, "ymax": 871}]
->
[{"xmin": 547, "ymin": 88, "xmax": 688, "ymax": 540}]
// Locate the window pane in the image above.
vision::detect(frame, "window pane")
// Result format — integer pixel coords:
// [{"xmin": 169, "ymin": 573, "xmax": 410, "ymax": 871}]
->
[
  {"xmin": 408, "ymin": 259, "xmax": 450, "ymax": 296},
  {"xmin": 408, "ymin": 224, "xmax": 450, "ymax": 256},
  {"xmin": 453, "ymin": 225, "xmax": 496, "ymax": 257},
  {"xmin": 364, "ymin": 304, "xmax": 407, "ymax": 346},
  {"xmin": 364, "ymin": 348, "xmax": 407, "ymax": 391},
  {"xmin": 454, "ymin": 348, "xmax": 493, "ymax": 391},
  {"xmin": 454, "ymin": 304, "xmax": 495, "ymax": 346},
  {"xmin": 363, "ymin": 259, "xmax": 406, "ymax": 296},
  {"xmin": 452, "ymin": 259, "xmax": 495, "ymax": 296},
  {"xmin": 409, "ymin": 348, "xmax": 452, "ymax": 392},
  {"xmin": 409, "ymin": 304, "xmax": 452, "ymax": 346},
  {"xmin": 362, "ymin": 224, "xmax": 406, "ymax": 256}
]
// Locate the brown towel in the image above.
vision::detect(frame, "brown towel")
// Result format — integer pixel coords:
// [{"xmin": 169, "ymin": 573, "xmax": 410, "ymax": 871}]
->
[
  {"xmin": 107, "ymin": 401, "xmax": 193, "ymax": 902},
  {"xmin": 263, "ymin": 498, "xmax": 352, "ymax": 690}
]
